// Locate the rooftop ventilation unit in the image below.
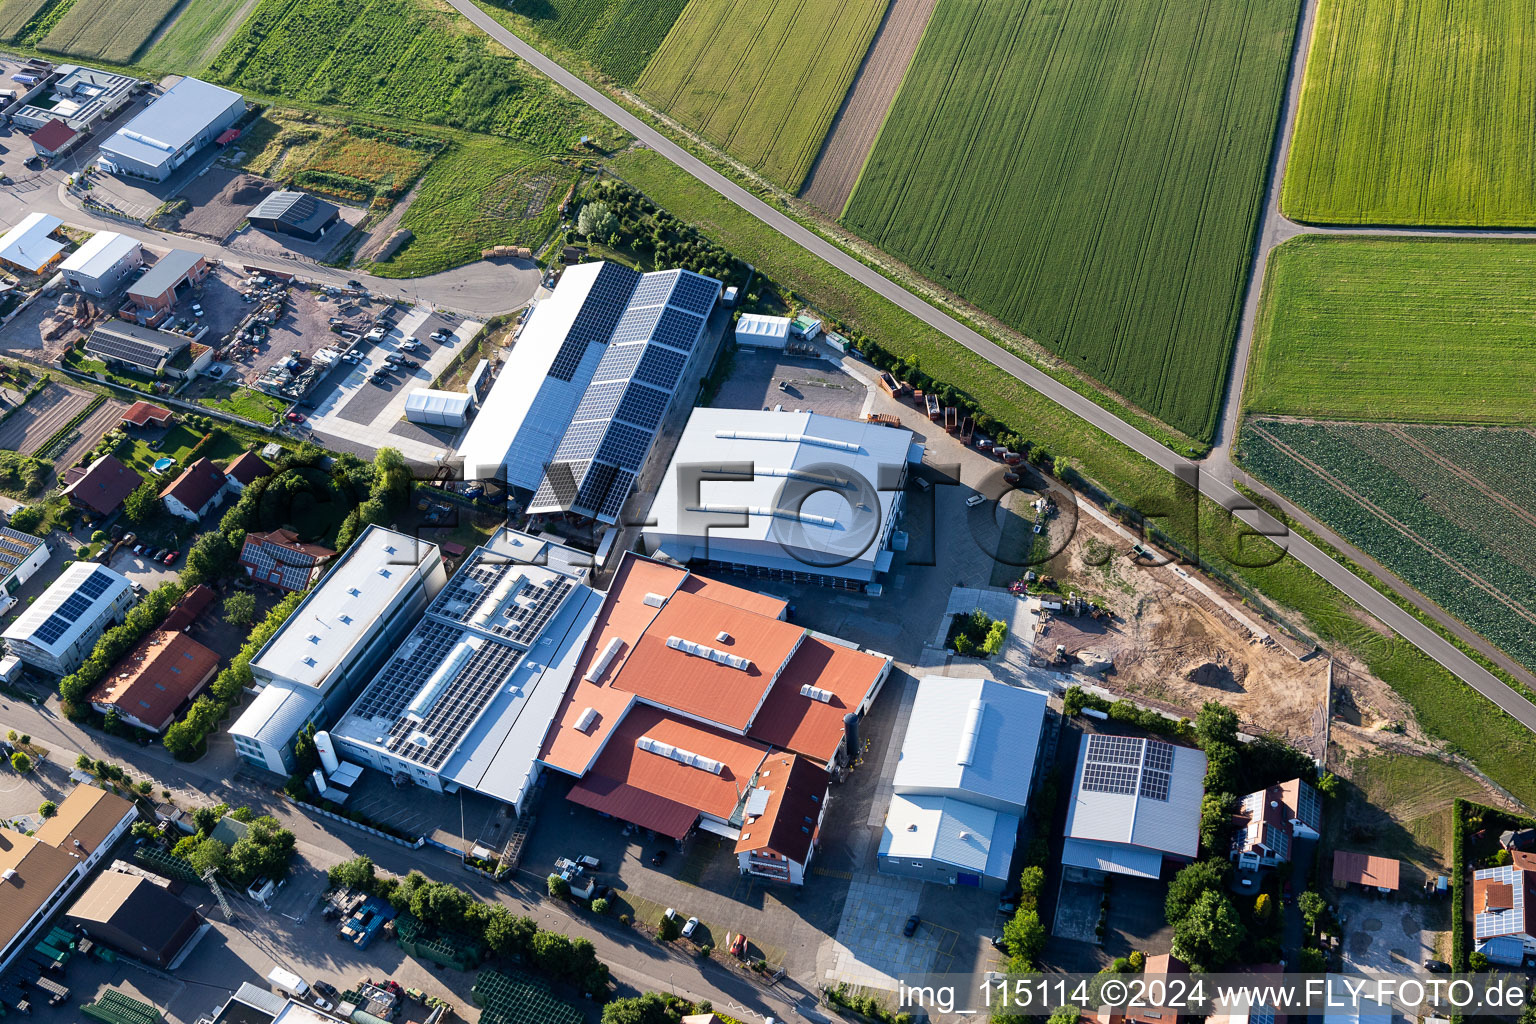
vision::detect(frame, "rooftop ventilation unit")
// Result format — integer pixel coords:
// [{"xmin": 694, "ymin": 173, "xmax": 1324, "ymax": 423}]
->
[
  {"xmin": 642, "ymin": 592, "xmax": 667, "ymax": 608},
  {"xmin": 574, "ymin": 707, "xmax": 598, "ymax": 733},
  {"xmin": 686, "ymin": 503, "xmax": 839, "ymax": 527},
  {"xmin": 666, "ymin": 635, "xmax": 752, "ymax": 671},
  {"xmin": 636, "ymin": 734, "xmax": 724, "ymax": 774},
  {"xmin": 378, "ymin": 568, "xmax": 392, "ymax": 578},
  {"xmin": 956, "ymin": 698, "xmax": 986, "ymax": 766},
  {"xmin": 584, "ymin": 636, "xmax": 623, "ymax": 682},
  {"xmin": 799, "ymin": 684, "xmax": 835, "ymax": 704},
  {"xmin": 407, "ymin": 730, "xmax": 431, "ymax": 748},
  {"xmin": 716, "ymin": 631, "xmax": 731, "ymax": 643},
  {"xmin": 1, "ymin": 868, "xmax": 16, "ymax": 882},
  {"xmin": 713, "ymin": 429, "xmax": 863, "ymax": 454}
]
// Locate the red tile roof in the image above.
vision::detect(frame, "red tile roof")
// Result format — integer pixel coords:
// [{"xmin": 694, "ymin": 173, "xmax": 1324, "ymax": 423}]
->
[
  {"xmin": 223, "ymin": 451, "xmax": 272, "ymax": 486},
  {"xmin": 120, "ymin": 402, "xmax": 173, "ymax": 427},
  {"xmin": 1332, "ymin": 851, "xmax": 1400, "ymax": 890},
  {"xmin": 62, "ymin": 455, "xmax": 143, "ymax": 516},
  {"xmin": 160, "ymin": 457, "xmax": 225, "ymax": 513},
  {"xmin": 734, "ymin": 751, "xmax": 826, "ymax": 864},
  {"xmin": 676, "ymin": 573, "xmax": 787, "ymax": 619},
  {"xmin": 566, "ymin": 705, "xmax": 769, "ymax": 838},
  {"xmin": 30, "ymin": 118, "xmax": 76, "ymax": 154},
  {"xmin": 88, "ymin": 629, "xmax": 220, "ymax": 731},
  {"xmin": 161, "ymin": 584, "xmax": 214, "ymax": 632},
  {"xmin": 610, "ymin": 589, "xmax": 804, "ymax": 732},
  {"xmin": 748, "ymin": 637, "xmax": 887, "ymax": 763}
]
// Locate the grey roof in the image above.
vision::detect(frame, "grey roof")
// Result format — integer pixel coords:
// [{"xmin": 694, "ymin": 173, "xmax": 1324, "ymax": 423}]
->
[
  {"xmin": 2, "ymin": 562, "xmax": 130, "ymax": 656},
  {"xmin": 227, "ymin": 682, "xmax": 319, "ymax": 748},
  {"xmin": 0, "ymin": 525, "xmax": 46, "ymax": 581},
  {"xmin": 1063, "ymin": 732, "xmax": 1206, "ymax": 863},
  {"xmin": 99, "ymin": 77, "xmax": 240, "ymax": 169},
  {"xmin": 128, "ymin": 249, "xmax": 202, "ymax": 301},
  {"xmin": 249, "ymin": 190, "xmax": 336, "ymax": 233},
  {"xmin": 1060, "ymin": 837, "xmax": 1166, "ymax": 879},
  {"xmin": 85, "ymin": 321, "xmax": 185, "ymax": 369},
  {"xmin": 879, "ymin": 793, "xmax": 1018, "ymax": 879},
  {"xmin": 891, "ymin": 677, "xmax": 1047, "ymax": 814}
]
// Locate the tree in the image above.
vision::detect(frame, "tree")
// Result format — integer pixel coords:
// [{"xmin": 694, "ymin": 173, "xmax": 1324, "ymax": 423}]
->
[
  {"xmin": 1315, "ymin": 771, "xmax": 1342, "ymax": 800},
  {"xmin": 225, "ymin": 816, "xmax": 295, "ymax": 885},
  {"xmin": 1297, "ymin": 947, "xmax": 1325, "ymax": 972},
  {"xmin": 371, "ymin": 447, "xmax": 411, "ymax": 509},
  {"xmin": 328, "ymin": 855, "xmax": 376, "ymax": 892},
  {"xmin": 37, "ymin": 800, "xmax": 56, "ymax": 818},
  {"xmin": 1199, "ymin": 791, "xmax": 1236, "ymax": 851},
  {"xmin": 9, "ymin": 752, "xmax": 30, "ymax": 773},
  {"xmin": 1002, "ymin": 909, "xmax": 1045, "ymax": 964},
  {"xmin": 75, "ymin": 754, "xmax": 91, "ymax": 771},
  {"xmin": 547, "ymin": 874, "xmax": 570, "ymax": 900},
  {"xmin": 1195, "ymin": 702, "xmax": 1239, "ymax": 749},
  {"xmin": 484, "ymin": 909, "xmax": 537, "ymax": 957},
  {"xmin": 530, "ymin": 930, "xmax": 575, "ymax": 978},
  {"xmin": 1165, "ymin": 859, "xmax": 1228, "ymax": 925},
  {"xmin": 123, "ymin": 481, "xmax": 162, "ymax": 525},
  {"xmin": 657, "ymin": 912, "xmax": 680, "ymax": 941},
  {"xmin": 1298, "ymin": 890, "xmax": 1326, "ymax": 933},
  {"xmin": 578, "ymin": 201, "xmax": 618, "ymax": 240},
  {"xmin": 591, "ymin": 897, "xmax": 610, "ymax": 915},
  {"xmin": 1254, "ymin": 893, "xmax": 1274, "ymax": 923},
  {"xmin": 183, "ymin": 530, "xmax": 238, "ymax": 586},
  {"xmin": 9, "ymin": 504, "xmax": 43, "ymax": 532},
  {"xmin": 131, "ymin": 821, "xmax": 159, "ymax": 841},
  {"xmin": 188, "ymin": 837, "xmax": 229, "ymax": 875},
  {"xmin": 1048, "ymin": 1008, "xmax": 1080, "ymax": 1024},
  {"xmin": 192, "ymin": 805, "xmax": 220, "ymax": 836},
  {"xmin": 1172, "ymin": 889, "xmax": 1244, "ymax": 970},
  {"xmin": 600, "ymin": 993, "xmax": 673, "ymax": 1024}
]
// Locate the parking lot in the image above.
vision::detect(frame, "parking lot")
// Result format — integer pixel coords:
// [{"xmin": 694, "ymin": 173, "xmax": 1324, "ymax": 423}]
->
[{"xmin": 712, "ymin": 348, "xmax": 871, "ymax": 420}]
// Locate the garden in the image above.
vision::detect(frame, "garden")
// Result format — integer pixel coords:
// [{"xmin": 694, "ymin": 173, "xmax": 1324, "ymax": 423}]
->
[{"xmin": 945, "ymin": 607, "xmax": 1007, "ymax": 657}]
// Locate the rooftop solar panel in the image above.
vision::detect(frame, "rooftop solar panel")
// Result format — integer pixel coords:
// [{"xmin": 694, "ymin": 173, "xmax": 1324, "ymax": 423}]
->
[
  {"xmin": 668, "ymin": 272, "xmax": 719, "ymax": 316},
  {"xmin": 650, "ymin": 307, "xmax": 706, "ymax": 353},
  {"xmin": 627, "ymin": 270, "xmax": 681, "ymax": 308}
]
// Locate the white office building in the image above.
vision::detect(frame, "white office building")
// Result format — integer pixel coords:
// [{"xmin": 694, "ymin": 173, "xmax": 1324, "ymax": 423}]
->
[
  {"xmin": 59, "ymin": 231, "xmax": 143, "ymax": 296},
  {"xmin": 229, "ymin": 526, "xmax": 446, "ymax": 775},
  {"xmin": 1, "ymin": 563, "xmax": 133, "ymax": 676},
  {"xmin": 330, "ymin": 530, "xmax": 602, "ymax": 814},
  {"xmin": 878, "ymin": 676, "xmax": 1048, "ymax": 891},
  {"xmin": 644, "ymin": 409, "xmax": 918, "ymax": 590}
]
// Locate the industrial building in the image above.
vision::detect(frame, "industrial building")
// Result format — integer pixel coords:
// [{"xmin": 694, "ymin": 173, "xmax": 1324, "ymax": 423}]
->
[
  {"xmin": 12, "ymin": 64, "xmax": 135, "ymax": 133},
  {"xmin": 733, "ymin": 313, "xmax": 790, "ymax": 349},
  {"xmin": 229, "ymin": 527, "xmax": 445, "ymax": 775},
  {"xmin": 27, "ymin": 118, "xmax": 76, "ymax": 159},
  {"xmin": 247, "ymin": 190, "xmax": 339, "ymax": 241},
  {"xmin": 1, "ymin": 562, "xmax": 134, "ymax": 676},
  {"xmin": 330, "ymin": 530, "xmax": 602, "ymax": 814},
  {"xmin": 62, "ymin": 454, "xmax": 143, "ymax": 518},
  {"xmin": 97, "ymin": 77, "xmax": 243, "ymax": 181},
  {"xmin": 87, "ymin": 626, "xmax": 220, "ymax": 732},
  {"xmin": 404, "ymin": 388, "xmax": 473, "ymax": 429},
  {"xmin": 126, "ymin": 249, "xmax": 208, "ymax": 313},
  {"xmin": 84, "ymin": 322, "xmax": 197, "ymax": 376},
  {"xmin": 0, "ymin": 525, "xmax": 49, "ymax": 598},
  {"xmin": 59, "ymin": 231, "xmax": 143, "ymax": 296},
  {"xmin": 238, "ymin": 529, "xmax": 332, "ymax": 592},
  {"xmin": 538, "ymin": 552, "xmax": 889, "ymax": 864},
  {"xmin": 878, "ymin": 677, "xmax": 1048, "ymax": 891},
  {"xmin": 1061, "ymin": 732, "xmax": 1207, "ymax": 879},
  {"xmin": 0, "ymin": 786, "xmax": 137, "ymax": 976},
  {"xmin": 644, "ymin": 409, "xmax": 917, "ymax": 591},
  {"xmin": 0, "ymin": 211, "xmax": 64, "ymax": 274},
  {"xmin": 458, "ymin": 261, "xmax": 719, "ymax": 524},
  {"xmin": 64, "ymin": 871, "xmax": 204, "ymax": 968}
]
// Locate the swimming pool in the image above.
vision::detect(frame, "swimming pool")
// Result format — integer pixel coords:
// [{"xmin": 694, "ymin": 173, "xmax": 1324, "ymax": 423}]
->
[{"xmin": 152, "ymin": 457, "xmax": 174, "ymax": 474}]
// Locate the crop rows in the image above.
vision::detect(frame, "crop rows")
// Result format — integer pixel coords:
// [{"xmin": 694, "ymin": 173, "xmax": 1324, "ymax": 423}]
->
[
  {"xmin": 39, "ymin": 0, "xmax": 179, "ymax": 62},
  {"xmin": 1246, "ymin": 235, "xmax": 1536, "ymax": 424},
  {"xmin": 209, "ymin": 0, "xmax": 613, "ymax": 153},
  {"xmin": 477, "ymin": 0, "xmax": 689, "ymax": 85},
  {"xmin": 1284, "ymin": 0, "xmax": 1536, "ymax": 226},
  {"xmin": 1239, "ymin": 419, "xmax": 1536, "ymax": 671},
  {"xmin": 840, "ymin": 0, "xmax": 1299, "ymax": 442},
  {"xmin": 635, "ymin": 0, "xmax": 887, "ymax": 191}
]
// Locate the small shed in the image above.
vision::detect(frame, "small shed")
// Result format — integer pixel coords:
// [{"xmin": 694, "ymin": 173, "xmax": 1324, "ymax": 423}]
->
[
  {"xmin": 1332, "ymin": 850, "xmax": 1400, "ymax": 891},
  {"xmin": 405, "ymin": 388, "xmax": 472, "ymax": 428},
  {"xmin": 734, "ymin": 313, "xmax": 791, "ymax": 349}
]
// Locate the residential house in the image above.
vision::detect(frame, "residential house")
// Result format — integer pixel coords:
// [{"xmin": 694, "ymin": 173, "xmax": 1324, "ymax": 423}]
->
[
  {"xmin": 223, "ymin": 451, "xmax": 272, "ymax": 493},
  {"xmin": 159, "ymin": 457, "xmax": 227, "ymax": 521},
  {"xmin": 735, "ymin": 751, "xmax": 828, "ymax": 885},
  {"xmin": 238, "ymin": 529, "xmax": 333, "ymax": 593},
  {"xmin": 1231, "ymin": 778, "xmax": 1322, "ymax": 869},
  {"xmin": 87, "ymin": 628, "xmax": 220, "ymax": 732},
  {"xmin": 62, "ymin": 454, "xmax": 143, "ymax": 519},
  {"xmin": 1472, "ymin": 853, "xmax": 1536, "ymax": 965}
]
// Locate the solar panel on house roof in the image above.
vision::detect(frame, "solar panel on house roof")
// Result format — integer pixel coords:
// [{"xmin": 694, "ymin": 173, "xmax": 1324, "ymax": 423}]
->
[{"xmin": 87, "ymin": 327, "xmax": 176, "ymax": 369}]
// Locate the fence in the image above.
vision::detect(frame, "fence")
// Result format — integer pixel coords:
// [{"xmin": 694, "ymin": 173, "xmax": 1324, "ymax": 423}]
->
[{"xmin": 286, "ymin": 795, "xmax": 425, "ymax": 848}]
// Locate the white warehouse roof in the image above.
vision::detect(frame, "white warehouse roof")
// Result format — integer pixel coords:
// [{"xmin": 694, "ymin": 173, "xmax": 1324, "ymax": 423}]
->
[
  {"xmin": 59, "ymin": 231, "xmax": 140, "ymax": 278},
  {"xmin": 404, "ymin": 388, "xmax": 472, "ymax": 428},
  {"xmin": 1, "ymin": 562, "xmax": 130, "ymax": 658},
  {"xmin": 249, "ymin": 525, "xmax": 437, "ymax": 691},
  {"xmin": 735, "ymin": 313, "xmax": 790, "ymax": 344},
  {"xmin": 1061, "ymin": 732, "xmax": 1207, "ymax": 878},
  {"xmin": 0, "ymin": 211, "xmax": 64, "ymax": 272},
  {"xmin": 879, "ymin": 792, "xmax": 1019, "ymax": 880},
  {"xmin": 98, "ymin": 77, "xmax": 241, "ymax": 170},
  {"xmin": 892, "ymin": 676, "xmax": 1047, "ymax": 813},
  {"xmin": 644, "ymin": 408, "xmax": 915, "ymax": 584}
]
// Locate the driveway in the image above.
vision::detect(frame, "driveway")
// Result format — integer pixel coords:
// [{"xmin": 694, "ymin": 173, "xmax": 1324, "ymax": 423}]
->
[{"xmin": 1339, "ymin": 892, "xmax": 1432, "ymax": 972}]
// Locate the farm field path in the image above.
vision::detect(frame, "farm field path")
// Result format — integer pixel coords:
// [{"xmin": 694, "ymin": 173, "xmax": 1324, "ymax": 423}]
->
[
  {"xmin": 443, "ymin": 0, "xmax": 1536, "ymax": 737},
  {"xmin": 799, "ymin": 0, "xmax": 938, "ymax": 216}
]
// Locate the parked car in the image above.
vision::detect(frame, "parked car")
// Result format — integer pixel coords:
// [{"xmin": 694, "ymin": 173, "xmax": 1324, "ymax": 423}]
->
[
  {"xmin": 1424, "ymin": 960, "xmax": 1452, "ymax": 974},
  {"xmin": 366, "ymin": 327, "xmax": 387, "ymax": 341},
  {"xmin": 651, "ymin": 849, "xmax": 668, "ymax": 867},
  {"xmin": 143, "ymin": 547, "xmax": 159, "ymax": 560},
  {"xmin": 664, "ymin": 907, "xmax": 677, "ymax": 921},
  {"xmin": 681, "ymin": 917, "xmax": 699, "ymax": 939},
  {"xmin": 347, "ymin": 279, "xmax": 362, "ymax": 289},
  {"xmin": 402, "ymin": 358, "xmax": 419, "ymax": 369},
  {"xmin": 902, "ymin": 915, "xmax": 920, "ymax": 937},
  {"xmin": 729, "ymin": 933, "xmax": 747, "ymax": 957},
  {"xmin": 286, "ymin": 411, "xmax": 304, "ymax": 423},
  {"xmin": 132, "ymin": 544, "xmax": 143, "ymax": 555},
  {"xmin": 385, "ymin": 354, "xmax": 404, "ymax": 365},
  {"xmin": 966, "ymin": 494, "xmax": 986, "ymax": 507},
  {"xmin": 430, "ymin": 330, "xmax": 451, "ymax": 342},
  {"xmin": 162, "ymin": 550, "xmax": 179, "ymax": 565},
  {"xmin": 313, "ymin": 982, "xmax": 340, "ymax": 1002},
  {"xmin": 312, "ymin": 998, "xmax": 334, "ymax": 1012}
]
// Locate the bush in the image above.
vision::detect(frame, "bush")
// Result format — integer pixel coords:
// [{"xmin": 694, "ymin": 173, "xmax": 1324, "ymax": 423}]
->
[
  {"xmin": 547, "ymin": 874, "xmax": 570, "ymax": 900},
  {"xmin": 37, "ymin": 800, "xmax": 56, "ymax": 818},
  {"xmin": 657, "ymin": 913, "xmax": 680, "ymax": 941},
  {"xmin": 9, "ymin": 752, "xmax": 30, "ymax": 773},
  {"xmin": 591, "ymin": 897, "xmax": 609, "ymax": 915}
]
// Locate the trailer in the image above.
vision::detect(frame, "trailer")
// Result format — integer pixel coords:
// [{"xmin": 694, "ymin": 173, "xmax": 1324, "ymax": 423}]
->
[{"xmin": 925, "ymin": 394, "xmax": 941, "ymax": 421}]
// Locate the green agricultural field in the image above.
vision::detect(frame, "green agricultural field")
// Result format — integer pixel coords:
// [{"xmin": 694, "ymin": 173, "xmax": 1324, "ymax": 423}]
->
[
  {"xmin": 1239, "ymin": 419, "xmax": 1536, "ymax": 673},
  {"xmin": 1283, "ymin": 0, "xmax": 1536, "ymax": 226},
  {"xmin": 143, "ymin": 0, "xmax": 259, "ymax": 73},
  {"xmin": 474, "ymin": 0, "xmax": 689, "ymax": 85},
  {"xmin": 39, "ymin": 0, "xmax": 179, "ymax": 62},
  {"xmin": 1245, "ymin": 236, "xmax": 1536, "ymax": 424},
  {"xmin": 635, "ymin": 0, "xmax": 886, "ymax": 190},
  {"xmin": 366, "ymin": 136, "xmax": 575, "ymax": 278},
  {"xmin": 0, "ymin": 0, "xmax": 51, "ymax": 40},
  {"xmin": 840, "ymin": 0, "xmax": 1299, "ymax": 442},
  {"xmin": 208, "ymin": 0, "xmax": 617, "ymax": 153}
]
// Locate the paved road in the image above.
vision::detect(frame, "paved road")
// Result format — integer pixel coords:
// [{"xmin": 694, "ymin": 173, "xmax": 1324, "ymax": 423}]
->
[
  {"xmin": 448, "ymin": 0, "xmax": 1536, "ymax": 733},
  {"xmin": 0, "ymin": 181, "xmax": 540, "ymax": 318}
]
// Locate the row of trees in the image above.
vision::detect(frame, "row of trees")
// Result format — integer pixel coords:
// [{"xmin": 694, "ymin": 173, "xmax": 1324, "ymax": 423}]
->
[
  {"xmin": 329, "ymin": 857, "xmax": 610, "ymax": 998},
  {"xmin": 573, "ymin": 181, "xmax": 739, "ymax": 284},
  {"xmin": 58, "ymin": 581, "xmax": 186, "ymax": 716}
]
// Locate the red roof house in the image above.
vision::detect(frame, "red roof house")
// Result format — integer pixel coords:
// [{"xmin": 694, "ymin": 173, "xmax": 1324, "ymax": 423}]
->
[
  {"xmin": 30, "ymin": 118, "xmax": 77, "ymax": 158},
  {"xmin": 87, "ymin": 629, "xmax": 220, "ymax": 732},
  {"xmin": 222, "ymin": 451, "xmax": 272, "ymax": 490},
  {"xmin": 62, "ymin": 455, "xmax": 143, "ymax": 518},
  {"xmin": 159, "ymin": 458, "xmax": 227, "ymax": 522},
  {"xmin": 120, "ymin": 402, "xmax": 174, "ymax": 429}
]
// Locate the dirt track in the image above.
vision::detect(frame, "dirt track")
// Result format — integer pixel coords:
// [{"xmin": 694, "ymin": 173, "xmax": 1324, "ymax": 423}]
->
[{"xmin": 799, "ymin": 0, "xmax": 937, "ymax": 215}]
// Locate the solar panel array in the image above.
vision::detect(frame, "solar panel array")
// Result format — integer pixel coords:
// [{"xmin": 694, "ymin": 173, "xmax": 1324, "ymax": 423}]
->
[
  {"xmin": 548, "ymin": 263, "xmax": 641, "ymax": 382},
  {"xmin": 86, "ymin": 326, "xmax": 178, "ymax": 370},
  {"xmin": 240, "ymin": 537, "xmax": 321, "ymax": 591},
  {"xmin": 31, "ymin": 568, "xmax": 119, "ymax": 647},
  {"xmin": 1080, "ymin": 734, "xmax": 1176, "ymax": 803},
  {"xmin": 351, "ymin": 619, "xmax": 466, "ymax": 723},
  {"xmin": 383, "ymin": 631, "xmax": 524, "ymax": 769},
  {"xmin": 530, "ymin": 267, "xmax": 716, "ymax": 523},
  {"xmin": 426, "ymin": 555, "xmax": 575, "ymax": 648},
  {"xmin": 0, "ymin": 527, "xmax": 41, "ymax": 576},
  {"xmin": 1474, "ymin": 864, "xmax": 1523, "ymax": 942}
]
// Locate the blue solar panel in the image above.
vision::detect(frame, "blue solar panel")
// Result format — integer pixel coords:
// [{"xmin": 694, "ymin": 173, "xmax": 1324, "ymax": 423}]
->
[
  {"xmin": 549, "ymin": 263, "xmax": 639, "ymax": 382},
  {"xmin": 633, "ymin": 345, "xmax": 687, "ymax": 391},
  {"xmin": 590, "ymin": 341, "xmax": 646, "ymax": 383},
  {"xmin": 595, "ymin": 420, "xmax": 653, "ymax": 472},
  {"xmin": 610, "ymin": 305, "xmax": 665, "ymax": 347},
  {"xmin": 628, "ymin": 270, "xmax": 681, "ymax": 308},
  {"xmin": 613, "ymin": 382, "xmax": 669, "ymax": 430},
  {"xmin": 668, "ymin": 272, "xmax": 719, "ymax": 316},
  {"xmin": 650, "ymin": 307, "xmax": 705, "ymax": 354},
  {"xmin": 77, "ymin": 570, "xmax": 113, "ymax": 600},
  {"xmin": 571, "ymin": 380, "xmax": 628, "ymax": 423}
]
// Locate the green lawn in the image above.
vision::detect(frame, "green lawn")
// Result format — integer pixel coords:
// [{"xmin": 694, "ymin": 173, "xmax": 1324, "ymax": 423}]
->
[
  {"xmin": 1245, "ymin": 236, "xmax": 1536, "ymax": 423},
  {"xmin": 207, "ymin": 0, "xmax": 618, "ymax": 154},
  {"xmin": 195, "ymin": 383, "xmax": 285, "ymax": 425},
  {"xmin": 635, "ymin": 0, "xmax": 887, "ymax": 190},
  {"xmin": 143, "ymin": 0, "xmax": 257, "ymax": 73},
  {"xmin": 472, "ymin": 0, "xmax": 690, "ymax": 86},
  {"xmin": 606, "ymin": 146, "xmax": 1536, "ymax": 810},
  {"xmin": 120, "ymin": 425, "xmax": 245, "ymax": 478},
  {"xmin": 1335, "ymin": 754, "xmax": 1482, "ymax": 882},
  {"xmin": 839, "ymin": 0, "xmax": 1299, "ymax": 443},
  {"xmin": 1283, "ymin": 0, "xmax": 1536, "ymax": 226},
  {"xmin": 366, "ymin": 136, "xmax": 575, "ymax": 278}
]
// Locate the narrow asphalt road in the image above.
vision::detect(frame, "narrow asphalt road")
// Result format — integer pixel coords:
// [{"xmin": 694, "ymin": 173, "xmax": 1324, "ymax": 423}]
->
[{"xmin": 450, "ymin": 0, "xmax": 1536, "ymax": 733}]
